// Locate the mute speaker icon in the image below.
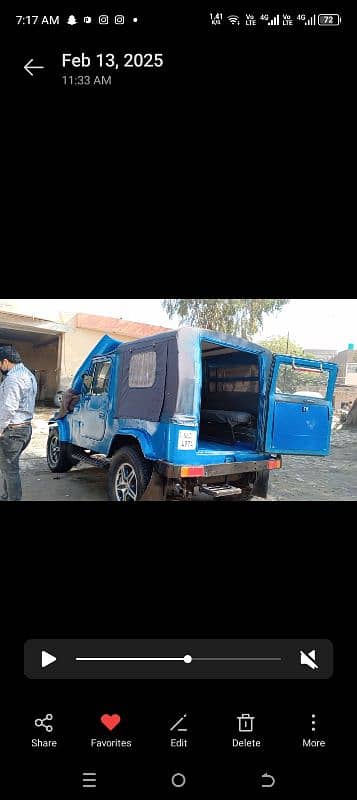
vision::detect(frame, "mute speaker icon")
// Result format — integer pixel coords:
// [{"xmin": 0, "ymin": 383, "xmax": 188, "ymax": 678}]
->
[{"xmin": 300, "ymin": 649, "xmax": 319, "ymax": 670}]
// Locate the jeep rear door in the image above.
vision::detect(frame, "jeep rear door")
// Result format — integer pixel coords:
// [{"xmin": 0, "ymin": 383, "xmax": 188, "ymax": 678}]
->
[{"xmin": 264, "ymin": 355, "xmax": 338, "ymax": 456}]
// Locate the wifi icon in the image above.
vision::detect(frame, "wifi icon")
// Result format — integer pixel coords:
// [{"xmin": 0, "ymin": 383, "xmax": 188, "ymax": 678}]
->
[{"xmin": 227, "ymin": 15, "xmax": 240, "ymax": 25}]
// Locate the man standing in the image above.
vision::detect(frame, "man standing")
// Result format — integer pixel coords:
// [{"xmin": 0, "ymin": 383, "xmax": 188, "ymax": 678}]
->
[{"xmin": 0, "ymin": 345, "xmax": 37, "ymax": 501}]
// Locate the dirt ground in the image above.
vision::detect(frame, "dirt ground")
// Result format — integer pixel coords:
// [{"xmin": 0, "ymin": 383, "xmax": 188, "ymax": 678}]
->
[{"xmin": 12, "ymin": 407, "xmax": 357, "ymax": 501}]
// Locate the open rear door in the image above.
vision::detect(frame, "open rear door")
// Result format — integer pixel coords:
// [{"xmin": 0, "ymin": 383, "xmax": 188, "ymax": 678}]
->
[{"xmin": 264, "ymin": 356, "xmax": 338, "ymax": 456}]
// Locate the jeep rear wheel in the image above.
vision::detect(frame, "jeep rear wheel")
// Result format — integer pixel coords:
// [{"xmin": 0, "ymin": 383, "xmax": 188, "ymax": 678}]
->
[
  {"xmin": 108, "ymin": 447, "xmax": 152, "ymax": 502},
  {"xmin": 47, "ymin": 429, "xmax": 76, "ymax": 473}
]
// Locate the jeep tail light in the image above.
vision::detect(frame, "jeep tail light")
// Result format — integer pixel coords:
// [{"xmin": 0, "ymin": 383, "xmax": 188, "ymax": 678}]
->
[
  {"xmin": 181, "ymin": 466, "xmax": 205, "ymax": 477},
  {"xmin": 267, "ymin": 458, "xmax": 281, "ymax": 470}
]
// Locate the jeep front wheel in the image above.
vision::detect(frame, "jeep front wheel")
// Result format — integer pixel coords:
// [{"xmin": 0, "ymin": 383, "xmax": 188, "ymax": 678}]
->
[
  {"xmin": 108, "ymin": 447, "xmax": 152, "ymax": 502},
  {"xmin": 46, "ymin": 428, "xmax": 75, "ymax": 473}
]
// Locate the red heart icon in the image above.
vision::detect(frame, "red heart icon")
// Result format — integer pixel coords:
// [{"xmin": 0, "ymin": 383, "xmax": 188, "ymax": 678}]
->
[{"xmin": 100, "ymin": 713, "xmax": 121, "ymax": 731}]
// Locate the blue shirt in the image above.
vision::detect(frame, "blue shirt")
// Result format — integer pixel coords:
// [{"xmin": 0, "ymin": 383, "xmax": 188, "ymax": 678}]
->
[{"xmin": 0, "ymin": 363, "xmax": 37, "ymax": 434}]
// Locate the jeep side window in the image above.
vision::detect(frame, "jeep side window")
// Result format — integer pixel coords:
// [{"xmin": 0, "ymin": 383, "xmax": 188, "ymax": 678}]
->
[
  {"xmin": 129, "ymin": 350, "xmax": 157, "ymax": 388},
  {"xmin": 90, "ymin": 361, "xmax": 112, "ymax": 395}
]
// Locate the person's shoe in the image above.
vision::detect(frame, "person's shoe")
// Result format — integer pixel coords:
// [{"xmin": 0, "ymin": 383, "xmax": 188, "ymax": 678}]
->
[{"xmin": 1, "ymin": 496, "xmax": 8, "ymax": 501}]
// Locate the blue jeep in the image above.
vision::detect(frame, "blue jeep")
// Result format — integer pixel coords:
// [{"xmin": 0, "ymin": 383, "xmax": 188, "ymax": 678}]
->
[{"xmin": 46, "ymin": 327, "xmax": 338, "ymax": 501}]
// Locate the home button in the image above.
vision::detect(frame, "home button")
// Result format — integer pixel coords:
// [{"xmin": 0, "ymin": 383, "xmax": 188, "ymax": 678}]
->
[{"xmin": 171, "ymin": 772, "xmax": 186, "ymax": 788}]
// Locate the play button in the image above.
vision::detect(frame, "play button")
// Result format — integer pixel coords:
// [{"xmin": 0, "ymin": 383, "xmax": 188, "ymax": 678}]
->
[{"xmin": 42, "ymin": 650, "xmax": 56, "ymax": 668}]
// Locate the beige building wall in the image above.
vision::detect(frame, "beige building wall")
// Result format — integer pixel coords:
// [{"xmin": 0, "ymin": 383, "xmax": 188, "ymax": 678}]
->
[
  {"xmin": 1, "ymin": 306, "xmax": 170, "ymax": 397},
  {"xmin": 333, "ymin": 349, "xmax": 357, "ymax": 385},
  {"xmin": 334, "ymin": 386, "xmax": 357, "ymax": 408},
  {"xmin": 346, "ymin": 372, "xmax": 357, "ymax": 387},
  {"xmin": 58, "ymin": 315, "xmax": 132, "ymax": 387}
]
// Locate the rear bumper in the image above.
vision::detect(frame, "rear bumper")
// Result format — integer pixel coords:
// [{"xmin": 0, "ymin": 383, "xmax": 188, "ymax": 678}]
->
[{"xmin": 157, "ymin": 457, "xmax": 281, "ymax": 479}]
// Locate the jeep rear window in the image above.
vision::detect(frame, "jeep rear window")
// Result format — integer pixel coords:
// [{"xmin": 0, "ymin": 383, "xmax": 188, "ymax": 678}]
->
[
  {"xmin": 276, "ymin": 362, "xmax": 329, "ymax": 398},
  {"xmin": 129, "ymin": 350, "xmax": 157, "ymax": 388}
]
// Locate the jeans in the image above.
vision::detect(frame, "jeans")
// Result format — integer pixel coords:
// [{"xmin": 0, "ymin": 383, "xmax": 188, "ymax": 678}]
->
[{"xmin": 0, "ymin": 423, "xmax": 32, "ymax": 501}]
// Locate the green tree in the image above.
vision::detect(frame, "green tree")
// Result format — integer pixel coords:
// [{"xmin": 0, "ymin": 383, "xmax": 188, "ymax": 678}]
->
[
  {"xmin": 259, "ymin": 336, "xmax": 328, "ymax": 394},
  {"xmin": 161, "ymin": 299, "xmax": 289, "ymax": 339},
  {"xmin": 258, "ymin": 335, "xmax": 304, "ymax": 356},
  {"xmin": 258, "ymin": 336, "xmax": 304, "ymax": 393}
]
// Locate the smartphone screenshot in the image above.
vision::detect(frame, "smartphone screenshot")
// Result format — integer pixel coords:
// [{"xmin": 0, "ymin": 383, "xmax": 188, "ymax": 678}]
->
[{"xmin": 15, "ymin": 4, "xmax": 346, "ymax": 798}]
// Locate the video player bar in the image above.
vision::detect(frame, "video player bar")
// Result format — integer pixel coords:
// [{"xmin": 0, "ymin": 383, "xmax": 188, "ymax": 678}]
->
[{"xmin": 24, "ymin": 639, "xmax": 333, "ymax": 679}]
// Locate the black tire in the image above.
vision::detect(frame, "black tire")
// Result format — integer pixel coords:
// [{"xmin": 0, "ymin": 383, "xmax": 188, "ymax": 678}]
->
[
  {"xmin": 46, "ymin": 428, "xmax": 75, "ymax": 473},
  {"xmin": 108, "ymin": 447, "xmax": 152, "ymax": 502}
]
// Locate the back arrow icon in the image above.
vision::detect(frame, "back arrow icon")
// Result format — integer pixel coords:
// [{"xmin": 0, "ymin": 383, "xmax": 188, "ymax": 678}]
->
[{"xmin": 24, "ymin": 59, "xmax": 45, "ymax": 76}]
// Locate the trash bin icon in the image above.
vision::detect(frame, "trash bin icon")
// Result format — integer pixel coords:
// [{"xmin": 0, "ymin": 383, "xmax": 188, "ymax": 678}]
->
[{"xmin": 237, "ymin": 713, "xmax": 255, "ymax": 733}]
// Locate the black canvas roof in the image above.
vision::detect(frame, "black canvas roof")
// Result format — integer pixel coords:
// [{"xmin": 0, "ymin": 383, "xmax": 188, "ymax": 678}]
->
[
  {"xmin": 114, "ymin": 328, "xmax": 271, "ymax": 422},
  {"xmin": 117, "ymin": 327, "xmax": 270, "ymax": 356}
]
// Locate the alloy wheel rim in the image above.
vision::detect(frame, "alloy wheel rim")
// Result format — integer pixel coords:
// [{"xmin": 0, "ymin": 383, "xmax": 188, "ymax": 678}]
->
[
  {"xmin": 50, "ymin": 435, "xmax": 60, "ymax": 466},
  {"xmin": 114, "ymin": 463, "xmax": 138, "ymax": 502}
]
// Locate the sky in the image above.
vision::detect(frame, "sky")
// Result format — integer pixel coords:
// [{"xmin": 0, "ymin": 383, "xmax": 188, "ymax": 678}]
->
[{"xmin": 3, "ymin": 298, "xmax": 356, "ymax": 353}]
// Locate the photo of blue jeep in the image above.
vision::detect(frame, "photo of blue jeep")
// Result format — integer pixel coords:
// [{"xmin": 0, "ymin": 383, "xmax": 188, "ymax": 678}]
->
[{"xmin": 46, "ymin": 327, "xmax": 338, "ymax": 501}]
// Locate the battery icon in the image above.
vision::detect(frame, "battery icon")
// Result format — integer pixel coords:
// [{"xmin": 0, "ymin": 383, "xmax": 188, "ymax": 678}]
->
[{"xmin": 318, "ymin": 14, "xmax": 341, "ymax": 25}]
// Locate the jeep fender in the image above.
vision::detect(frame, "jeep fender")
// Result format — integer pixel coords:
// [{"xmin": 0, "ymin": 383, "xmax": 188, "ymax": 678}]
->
[
  {"xmin": 48, "ymin": 417, "xmax": 71, "ymax": 443},
  {"xmin": 114, "ymin": 428, "xmax": 156, "ymax": 460}
]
